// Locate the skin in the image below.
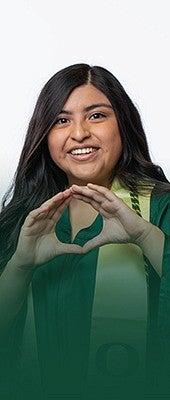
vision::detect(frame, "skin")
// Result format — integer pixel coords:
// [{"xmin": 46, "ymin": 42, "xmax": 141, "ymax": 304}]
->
[
  {"xmin": 47, "ymin": 84, "xmax": 122, "ymax": 187},
  {"xmin": 71, "ymin": 183, "xmax": 164, "ymax": 277},
  {"xmin": 0, "ymin": 83, "xmax": 165, "ymax": 337}
]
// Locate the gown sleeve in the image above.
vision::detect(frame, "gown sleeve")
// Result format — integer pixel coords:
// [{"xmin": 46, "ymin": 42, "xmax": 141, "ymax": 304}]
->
[
  {"xmin": 150, "ymin": 192, "xmax": 170, "ymax": 331},
  {"xmin": 150, "ymin": 191, "xmax": 170, "ymax": 393}
]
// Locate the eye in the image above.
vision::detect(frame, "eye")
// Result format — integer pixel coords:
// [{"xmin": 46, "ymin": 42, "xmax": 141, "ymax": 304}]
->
[
  {"xmin": 90, "ymin": 112, "xmax": 106, "ymax": 120},
  {"xmin": 55, "ymin": 117, "xmax": 69, "ymax": 124}
]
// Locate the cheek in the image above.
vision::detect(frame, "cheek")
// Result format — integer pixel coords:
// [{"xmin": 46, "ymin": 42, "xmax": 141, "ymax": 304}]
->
[
  {"xmin": 47, "ymin": 134, "xmax": 61, "ymax": 160},
  {"xmin": 116, "ymin": 136, "xmax": 123, "ymax": 156},
  {"xmin": 47, "ymin": 146, "xmax": 61, "ymax": 168},
  {"xmin": 107, "ymin": 131, "xmax": 122, "ymax": 156}
]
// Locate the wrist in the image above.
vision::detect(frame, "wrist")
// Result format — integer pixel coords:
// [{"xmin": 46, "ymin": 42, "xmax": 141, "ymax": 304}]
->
[
  {"xmin": 6, "ymin": 255, "xmax": 35, "ymax": 280},
  {"xmin": 134, "ymin": 223, "xmax": 164, "ymax": 277},
  {"xmin": 133, "ymin": 222, "xmax": 153, "ymax": 249}
]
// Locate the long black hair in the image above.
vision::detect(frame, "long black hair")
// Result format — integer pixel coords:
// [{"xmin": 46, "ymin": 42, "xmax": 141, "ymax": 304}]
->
[{"xmin": 0, "ymin": 63, "xmax": 169, "ymax": 267}]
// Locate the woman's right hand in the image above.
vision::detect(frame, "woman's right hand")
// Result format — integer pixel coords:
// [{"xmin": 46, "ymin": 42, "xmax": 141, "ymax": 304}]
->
[{"xmin": 11, "ymin": 188, "xmax": 82, "ymax": 270}]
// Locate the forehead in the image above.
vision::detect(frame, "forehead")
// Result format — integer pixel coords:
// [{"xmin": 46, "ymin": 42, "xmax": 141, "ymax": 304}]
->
[{"xmin": 63, "ymin": 84, "xmax": 111, "ymax": 110}]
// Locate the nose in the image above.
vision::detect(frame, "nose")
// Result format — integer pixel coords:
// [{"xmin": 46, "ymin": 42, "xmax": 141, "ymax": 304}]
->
[{"xmin": 70, "ymin": 121, "xmax": 91, "ymax": 141}]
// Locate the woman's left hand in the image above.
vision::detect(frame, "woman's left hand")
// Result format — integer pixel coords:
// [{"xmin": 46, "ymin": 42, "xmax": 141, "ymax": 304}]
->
[
  {"xmin": 71, "ymin": 183, "xmax": 151, "ymax": 249},
  {"xmin": 71, "ymin": 183, "xmax": 164, "ymax": 277}
]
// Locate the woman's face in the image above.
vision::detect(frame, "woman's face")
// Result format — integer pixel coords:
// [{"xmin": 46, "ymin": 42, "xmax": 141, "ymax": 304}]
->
[{"xmin": 47, "ymin": 84, "xmax": 122, "ymax": 187}]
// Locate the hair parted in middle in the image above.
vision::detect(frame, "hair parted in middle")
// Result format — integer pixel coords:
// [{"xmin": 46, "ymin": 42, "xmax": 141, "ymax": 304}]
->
[
  {"xmin": 0, "ymin": 63, "xmax": 169, "ymax": 268},
  {"xmin": 10, "ymin": 63, "xmax": 168, "ymax": 203}
]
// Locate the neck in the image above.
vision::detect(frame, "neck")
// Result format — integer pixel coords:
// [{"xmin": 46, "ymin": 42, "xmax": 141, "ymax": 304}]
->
[
  {"xmin": 68, "ymin": 177, "xmax": 112, "ymax": 189},
  {"xmin": 69, "ymin": 197, "xmax": 95, "ymax": 211},
  {"xmin": 69, "ymin": 198, "xmax": 99, "ymax": 241}
]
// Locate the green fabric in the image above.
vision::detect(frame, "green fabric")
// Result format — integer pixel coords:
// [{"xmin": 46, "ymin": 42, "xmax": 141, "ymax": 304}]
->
[
  {"xmin": 1, "ymin": 190, "xmax": 170, "ymax": 399},
  {"xmin": 32, "ymin": 190, "xmax": 170, "ymax": 398},
  {"xmin": 144, "ymin": 192, "xmax": 170, "ymax": 396},
  {"xmin": 31, "ymin": 210, "xmax": 103, "ymax": 398}
]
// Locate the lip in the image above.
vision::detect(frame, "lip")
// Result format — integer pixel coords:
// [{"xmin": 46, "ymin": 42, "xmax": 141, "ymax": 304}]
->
[
  {"xmin": 67, "ymin": 147, "xmax": 100, "ymax": 161},
  {"xmin": 68, "ymin": 145, "xmax": 99, "ymax": 153}
]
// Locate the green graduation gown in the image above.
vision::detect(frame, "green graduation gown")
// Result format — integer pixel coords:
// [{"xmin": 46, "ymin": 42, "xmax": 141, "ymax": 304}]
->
[{"xmin": 0, "ymin": 189, "xmax": 170, "ymax": 399}]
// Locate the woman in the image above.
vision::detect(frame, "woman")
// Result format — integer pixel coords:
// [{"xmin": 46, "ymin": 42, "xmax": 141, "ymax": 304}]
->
[{"xmin": 0, "ymin": 64, "xmax": 170, "ymax": 399}]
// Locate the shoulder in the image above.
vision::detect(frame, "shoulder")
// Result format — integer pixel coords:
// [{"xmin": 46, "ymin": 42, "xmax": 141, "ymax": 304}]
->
[
  {"xmin": 150, "ymin": 188, "xmax": 170, "ymax": 234},
  {"xmin": 151, "ymin": 188, "xmax": 170, "ymax": 212}
]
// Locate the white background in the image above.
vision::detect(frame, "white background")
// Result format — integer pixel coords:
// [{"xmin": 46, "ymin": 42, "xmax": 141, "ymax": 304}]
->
[{"xmin": 0, "ymin": 0, "xmax": 169, "ymax": 203}]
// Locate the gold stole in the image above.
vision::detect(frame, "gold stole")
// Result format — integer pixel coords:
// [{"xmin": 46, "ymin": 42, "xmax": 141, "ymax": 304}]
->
[{"xmin": 85, "ymin": 183, "xmax": 151, "ymax": 396}]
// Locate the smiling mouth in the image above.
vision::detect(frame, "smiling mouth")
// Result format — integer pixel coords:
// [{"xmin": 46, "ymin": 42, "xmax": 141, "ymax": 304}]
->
[{"xmin": 69, "ymin": 147, "xmax": 99, "ymax": 155}]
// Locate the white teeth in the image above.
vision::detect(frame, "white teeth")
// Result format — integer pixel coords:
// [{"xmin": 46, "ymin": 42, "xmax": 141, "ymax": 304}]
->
[{"xmin": 71, "ymin": 147, "xmax": 95, "ymax": 155}]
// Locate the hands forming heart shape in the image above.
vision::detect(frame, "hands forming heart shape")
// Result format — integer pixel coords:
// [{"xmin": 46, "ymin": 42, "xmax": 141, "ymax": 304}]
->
[{"xmin": 13, "ymin": 183, "xmax": 151, "ymax": 270}]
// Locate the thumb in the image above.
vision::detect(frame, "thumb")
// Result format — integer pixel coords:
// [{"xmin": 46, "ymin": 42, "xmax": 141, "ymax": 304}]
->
[
  {"xmin": 82, "ymin": 233, "xmax": 106, "ymax": 253},
  {"xmin": 56, "ymin": 240, "xmax": 83, "ymax": 255},
  {"xmin": 64, "ymin": 243, "xmax": 83, "ymax": 254}
]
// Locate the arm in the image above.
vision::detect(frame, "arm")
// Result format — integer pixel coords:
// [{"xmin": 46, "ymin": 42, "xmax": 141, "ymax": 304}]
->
[
  {"xmin": 133, "ymin": 221, "xmax": 164, "ymax": 277},
  {"xmin": 0, "ymin": 257, "xmax": 34, "ymax": 340},
  {"xmin": 0, "ymin": 189, "xmax": 81, "ymax": 339}
]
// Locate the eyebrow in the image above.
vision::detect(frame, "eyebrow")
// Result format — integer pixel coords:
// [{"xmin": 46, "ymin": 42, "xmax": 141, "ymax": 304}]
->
[{"xmin": 59, "ymin": 103, "xmax": 113, "ymax": 115}]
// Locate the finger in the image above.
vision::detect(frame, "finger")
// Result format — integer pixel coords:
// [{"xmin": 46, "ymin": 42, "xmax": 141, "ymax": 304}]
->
[
  {"xmin": 87, "ymin": 183, "xmax": 126, "ymax": 213},
  {"xmin": 72, "ymin": 191, "xmax": 114, "ymax": 214},
  {"xmin": 71, "ymin": 193, "xmax": 92, "ymax": 204},
  {"xmin": 47, "ymin": 195, "xmax": 71, "ymax": 219},
  {"xmin": 24, "ymin": 191, "xmax": 72, "ymax": 227},
  {"xmin": 71, "ymin": 185, "xmax": 93, "ymax": 197},
  {"xmin": 88, "ymin": 187, "xmax": 116, "ymax": 206},
  {"xmin": 87, "ymin": 183, "xmax": 116, "ymax": 201},
  {"xmin": 48, "ymin": 196, "xmax": 72, "ymax": 222},
  {"xmin": 44, "ymin": 192, "xmax": 72, "ymax": 221},
  {"xmin": 72, "ymin": 183, "xmax": 117, "ymax": 204},
  {"xmin": 82, "ymin": 234, "xmax": 106, "ymax": 253},
  {"xmin": 62, "ymin": 187, "xmax": 73, "ymax": 198},
  {"xmin": 36, "ymin": 190, "xmax": 72, "ymax": 217},
  {"xmin": 71, "ymin": 184, "xmax": 86, "ymax": 191},
  {"xmin": 55, "ymin": 239, "xmax": 83, "ymax": 255},
  {"xmin": 98, "ymin": 208, "xmax": 112, "ymax": 218},
  {"xmin": 72, "ymin": 185, "xmax": 122, "ymax": 217},
  {"xmin": 72, "ymin": 194, "xmax": 113, "ymax": 218},
  {"xmin": 63, "ymin": 243, "xmax": 83, "ymax": 254},
  {"xmin": 72, "ymin": 185, "xmax": 105, "ymax": 204},
  {"xmin": 87, "ymin": 183, "xmax": 109, "ymax": 193},
  {"xmin": 72, "ymin": 193, "xmax": 104, "ymax": 214},
  {"xmin": 39, "ymin": 189, "xmax": 72, "ymax": 210},
  {"xmin": 72, "ymin": 192, "xmax": 98, "ymax": 204},
  {"xmin": 24, "ymin": 208, "xmax": 50, "ymax": 227}
]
